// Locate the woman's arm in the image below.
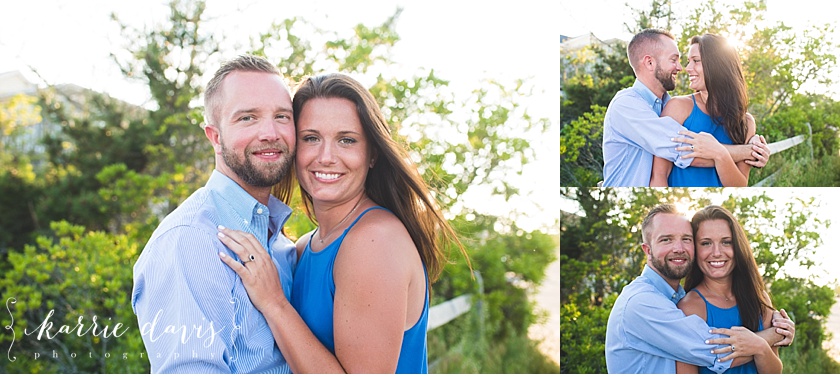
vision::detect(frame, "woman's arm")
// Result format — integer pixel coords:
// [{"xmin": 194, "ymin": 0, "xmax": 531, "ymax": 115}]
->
[
  {"xmin": 331, "ymin": 210, "xmax": 423, "ymax": 373},
  {"xmin": 650, "ymin": 156, "xmax": 673, "ymax": 186},
  {"xmin": 717, "ymin": 114, "xmax": 756, "ymax": 186},
  {"xmin": 755, "ymin": 297, "xmax": 783, "ymax": 373}
]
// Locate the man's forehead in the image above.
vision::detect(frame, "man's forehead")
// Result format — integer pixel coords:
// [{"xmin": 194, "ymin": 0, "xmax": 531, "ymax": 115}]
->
[{"xmin": 651, "ymin": 213, "xmax": 691, "ymax": 233}]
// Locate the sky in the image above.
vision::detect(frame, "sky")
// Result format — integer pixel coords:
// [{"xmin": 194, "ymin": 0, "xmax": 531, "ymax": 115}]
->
[{"xmin": 0, "ymin": 0, "xmax": 560, "ymax": 233}]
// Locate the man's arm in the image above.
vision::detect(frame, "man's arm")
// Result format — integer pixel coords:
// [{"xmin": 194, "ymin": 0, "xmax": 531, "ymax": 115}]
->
[
  {"xmin": 623, "ymin": 292, "xmax": 732, "ymax": 373},
  {"xmin": 682, "ymin": 135, "xmax": 770, "ymax": 168},
  {"xmin": 606, "ymin": 95, "xmax": 694, "ymax": 168},
  {"xmin": 133, "ymin": 228, "xmax": 236, "ymax": 373}
]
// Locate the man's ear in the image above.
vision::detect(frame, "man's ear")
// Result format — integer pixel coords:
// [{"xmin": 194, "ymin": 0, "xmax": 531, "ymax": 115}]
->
[
  {"xmin": 641, "ymin": 243, "xmax": 652, "ymax": 258},
  {"xmin": 204, "ymin": 124, "xmax": 222, "ymax": 154},
  {"xmin": 643, "ymin": 55, "xmax": 656, "ymax": 72}
]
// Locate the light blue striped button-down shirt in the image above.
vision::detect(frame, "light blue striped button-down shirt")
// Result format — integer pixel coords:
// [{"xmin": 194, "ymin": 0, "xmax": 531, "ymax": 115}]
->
[
  {"xmin": 132, "ymin": 170, "xmax": 296, "ymax": 374},
  {"xmin": 602, "ymin": 80, "xmax": 694, "ymax": 187},
  {"xmin": 605, "ymin": 265, "xmax": 732, "ymax": 374}
]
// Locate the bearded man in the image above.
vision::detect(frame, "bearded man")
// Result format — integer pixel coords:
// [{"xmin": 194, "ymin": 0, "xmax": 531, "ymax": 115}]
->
[{"xmin": 132, "ymin": 55, "xmax": 297, "ymax": 374}]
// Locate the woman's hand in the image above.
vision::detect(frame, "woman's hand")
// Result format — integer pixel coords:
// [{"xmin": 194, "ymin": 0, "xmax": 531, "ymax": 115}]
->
[
  {"xmin": 673, "ymin": 130, "xmax": 728, "ymax": 161},
  {"xmin": 217, "ymin": 225, "xmax": 286, "ymax": 314},
  {"xmin": 707, "ymin": 326, "xmax": 772, "ymax": 362}
]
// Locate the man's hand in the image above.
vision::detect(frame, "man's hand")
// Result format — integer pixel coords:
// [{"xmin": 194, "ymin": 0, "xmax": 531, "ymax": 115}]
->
[
  {"xmin": 771, "ymin": 309, "xmax": 795, "ymax": 347},
  {"xmin": 744, "ymin": 134, "xmax": 771, "ymax": 168}
]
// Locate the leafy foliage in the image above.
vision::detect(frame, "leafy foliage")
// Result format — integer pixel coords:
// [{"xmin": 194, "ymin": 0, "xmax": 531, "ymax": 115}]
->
[
  {"xmin": 0, "ymin": 0, "xmax": 556, "ymax": 373},
  {"xmin": 0, "ymin": 222, "xmax": 146, "ymax": 373}
]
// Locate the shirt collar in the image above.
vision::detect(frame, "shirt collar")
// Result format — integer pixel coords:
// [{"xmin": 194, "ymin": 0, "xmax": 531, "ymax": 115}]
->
[
  {"xmin": 632, "ymin": 79, "xmax": 671, "ymax": 115},
  {"xmin": 205, "ymin": 170, "xmax": 293, "ymax": 230},
  {"xmin": 641, "ymin": 264, "xmax": 686, "ymax": 304}
]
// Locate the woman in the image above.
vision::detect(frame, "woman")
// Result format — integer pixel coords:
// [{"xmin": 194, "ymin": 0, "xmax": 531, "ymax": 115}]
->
[
  {"xmin": 650, "ymin": 33, "xmax": 756, "ymax": 187},
  {"xmin": 676, "ymin": 206, "xmax": 782, "ymax": 373},
  {"xmin": 216, "ymin": 73, "xmax": 468, "ymax": 373}
]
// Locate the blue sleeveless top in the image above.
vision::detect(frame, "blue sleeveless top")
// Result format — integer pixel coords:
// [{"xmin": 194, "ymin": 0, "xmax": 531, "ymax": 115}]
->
[
  {"xmin": 668, "ymin": 94, "xmax": 734, "ymax": 187},
  {"xmin": 290, "ymin": 206, "xmax": 430, "ymax": 374},
  {"xmin": 693, "ymin": 289, "xmax": 761, "ymax": 374}
]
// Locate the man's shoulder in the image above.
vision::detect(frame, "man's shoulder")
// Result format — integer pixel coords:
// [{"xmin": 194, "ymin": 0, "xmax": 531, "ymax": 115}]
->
[
  {"xmin": 153, "ymin": 188, "xmax": 216, "ymax": 233},
  {"xmin": 616, "ymin": 276, "xmax": 666, "ymax": 305},
  {"xmin": 609, "ymin": 86, "xmax": 641, "ymax": 105},
  {"xmin": 140, "ymin": 188, "xmax": 223, "ymax": 258}
]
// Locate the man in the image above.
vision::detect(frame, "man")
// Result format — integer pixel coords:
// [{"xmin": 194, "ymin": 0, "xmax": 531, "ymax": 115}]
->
[
  {"xmin": 605, "ymin": 204, "xmax": 794, "ymax": 374},
  {"xmin": 602, "ymin": 28, "xmax": 770, "ymax": 187},
  {"xmin": 132, "ymin": 55, "xmax": 297, "ymax": 373}
]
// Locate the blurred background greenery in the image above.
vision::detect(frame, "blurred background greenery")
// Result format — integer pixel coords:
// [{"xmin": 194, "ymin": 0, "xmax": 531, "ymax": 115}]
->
[{"xmin": 0, "ymin": 0, "xmax": 559, "ymax": 373}]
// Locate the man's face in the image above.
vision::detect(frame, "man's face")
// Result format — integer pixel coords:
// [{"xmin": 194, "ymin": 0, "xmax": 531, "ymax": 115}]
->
[
  {"xmin": 208, "ymin": 71, "xmax": 296, "ymax": 189},
  {"xmin": 654, "ymin": 36, "xmax": 682, "ymax": 92},
  {"xmin": 643, "ymin": 213, "xmax": 694, "ymax": 282}
]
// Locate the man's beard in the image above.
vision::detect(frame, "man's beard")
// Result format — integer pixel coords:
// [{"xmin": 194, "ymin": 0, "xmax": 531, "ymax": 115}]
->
[
  {"xmin": 650, "ymin": 253, "xmax": 692, "ymax": 280},
  {"xmin": 221, "ymin": 140, "xmax": 293, "ymax": 187},
  {"xmin": 655, "ymin": 65, "xmax": 676, "ymax": 92}
]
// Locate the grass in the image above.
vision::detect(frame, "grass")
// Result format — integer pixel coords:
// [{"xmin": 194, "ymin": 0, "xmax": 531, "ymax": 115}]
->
[{"xmin": 757, "ymin": 155, "xmax": 840, "ymax": 187}]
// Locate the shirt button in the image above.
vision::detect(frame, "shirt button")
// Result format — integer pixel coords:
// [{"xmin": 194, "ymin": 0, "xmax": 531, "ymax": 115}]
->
[
  {"xmin": 243, "ymin": 220, "xmax": 249, "ymax": 225},
  {"xmin": 257, "ymin": 208, "xmax": 264, "ymax": 215}
]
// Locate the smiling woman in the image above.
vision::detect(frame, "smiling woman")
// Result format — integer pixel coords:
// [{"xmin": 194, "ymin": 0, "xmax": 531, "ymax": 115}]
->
[{"xmin": 677, "ymin": 205, "xmax": 783, "ymax": 374}]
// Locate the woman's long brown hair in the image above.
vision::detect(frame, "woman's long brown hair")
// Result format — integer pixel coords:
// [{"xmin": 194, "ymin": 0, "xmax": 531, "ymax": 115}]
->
[{"xmin": 692, "ymin": 34, "xmax": 749, "ymax": 144}]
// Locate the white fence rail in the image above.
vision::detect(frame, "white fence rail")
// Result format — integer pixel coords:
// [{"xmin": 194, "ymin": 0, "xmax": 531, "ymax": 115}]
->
[
  {"xmin": 429, "ymin": 294, "xmax": 473, "ymax": 330},
  {"xmin": 752, "ymin": 123, "xmax": 812, "ymax": 187}
]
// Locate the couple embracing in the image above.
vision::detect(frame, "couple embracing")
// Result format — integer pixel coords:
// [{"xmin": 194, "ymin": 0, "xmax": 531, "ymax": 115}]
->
[
  {"xmin": 131, "ymin": 55, "xmax": 467, "ymax": 373},
  {"xmin": 603, "ymin": 28, "xmax": 773, "ymax": 187}
]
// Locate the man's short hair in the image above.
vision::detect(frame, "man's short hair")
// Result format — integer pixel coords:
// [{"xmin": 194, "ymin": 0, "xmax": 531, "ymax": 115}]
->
[
  {"xmin": 203, "ymin": 54, "xmax": 284, "ymax": 128},
  {"xmin": 641, "ymin": 203, "xmax": 682, "ymax": 244},
  {"xmin": 627, "ymin": 28, "xmax": 675, "ymax": 70}
]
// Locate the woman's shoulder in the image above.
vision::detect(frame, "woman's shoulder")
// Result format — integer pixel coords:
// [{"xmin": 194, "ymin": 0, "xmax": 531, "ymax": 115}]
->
[
  {"xmin": 662, "ymin": 95, "xmax": 696, "ymax": 123},
  {"xmin": 677, "ymin": 289, "xmax": 708, "ymax": 320},
  {"xmin": 340, "ymin": 206, "xmax": 417, "ymax": 261},
  {"xmin": 334, "ymin": 205, "xmax": 421, "ymax": 284}
]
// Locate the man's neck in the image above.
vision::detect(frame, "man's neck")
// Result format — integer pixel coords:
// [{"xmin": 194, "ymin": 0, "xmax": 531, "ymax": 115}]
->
[
  {"xmin": 648, "ymin": 263, "xmax": 681, "ymax": 291},
  {"xmin": 215, "ymin": 168, "xmax": 272, "ymax": 206}
]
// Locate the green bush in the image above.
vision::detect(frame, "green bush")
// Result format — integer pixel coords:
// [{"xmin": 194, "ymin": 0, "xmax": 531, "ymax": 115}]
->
[{"xmin": 0, "ymin": 221, "xmax": 148, "ymax": 373}]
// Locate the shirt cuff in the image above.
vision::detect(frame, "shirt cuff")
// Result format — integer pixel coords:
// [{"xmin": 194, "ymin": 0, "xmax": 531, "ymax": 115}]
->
[
  {"xmin": 674, "ymin": 143, "xmax": 693, "ymax": 169},
  {"xmin": 708, "ymin": 356, "xmax": 733, "ymax": 373}
]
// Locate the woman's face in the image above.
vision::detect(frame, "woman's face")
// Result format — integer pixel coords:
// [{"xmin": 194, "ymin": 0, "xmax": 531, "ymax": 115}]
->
[
  {"xmin": 295, "ymin": 97, "xmax": 372, "ymax": 206},
  {"xmin": 686, "ymin": 43, "xmax": 706, "ymax": 92},
  {"xmin": 695, "ymin": 219, "xmax": 736, "ymax": 280}
]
